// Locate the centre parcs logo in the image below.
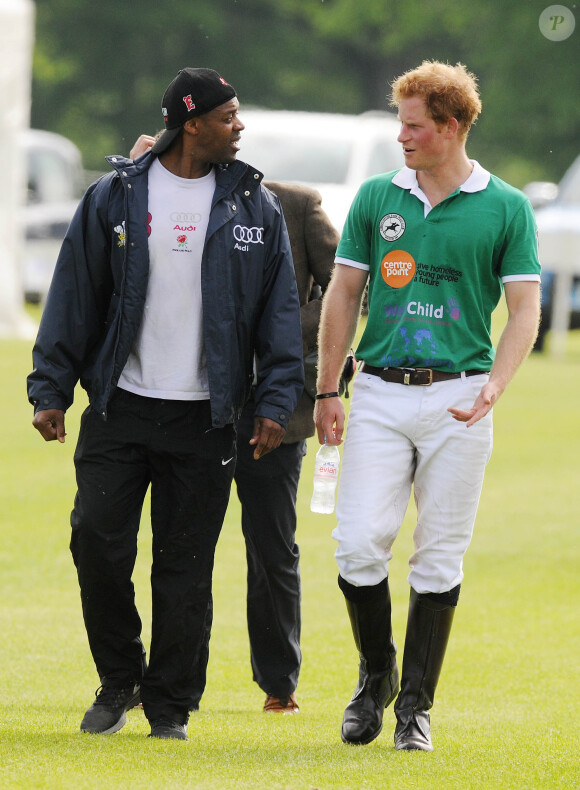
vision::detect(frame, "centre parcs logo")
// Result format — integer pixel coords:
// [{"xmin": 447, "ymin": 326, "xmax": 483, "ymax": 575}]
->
[{"xmin": 381, "ymin": 250, "xmax": 416, "ymax": 288}]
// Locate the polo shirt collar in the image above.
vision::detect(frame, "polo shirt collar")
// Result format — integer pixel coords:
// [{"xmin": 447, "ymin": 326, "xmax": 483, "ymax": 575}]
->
[{"xmin": 392, "ymin": 160, "xmax": 491, "ymax": 194}]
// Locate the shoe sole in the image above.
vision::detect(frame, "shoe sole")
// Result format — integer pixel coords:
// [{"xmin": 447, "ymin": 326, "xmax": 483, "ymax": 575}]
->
[
  {"xmin": 341, "ymin": 721, "xmax": 383, "ymax": 745},
  {"xmin": 148, "ymin": 731, "xmax": 188, "ymax": 741},
  {"xmin": 394, "ymin": 740, "xmax": 434, "ymax": 752},
  {"xmin": 81, "ymin": 710, "xmax": 127, "ymax": 735}
]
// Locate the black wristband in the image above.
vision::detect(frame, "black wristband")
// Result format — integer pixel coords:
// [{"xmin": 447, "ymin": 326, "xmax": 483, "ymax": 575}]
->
[{"xmin": 315, "ymin": 391, "xmax": 340, "ymax": 400}]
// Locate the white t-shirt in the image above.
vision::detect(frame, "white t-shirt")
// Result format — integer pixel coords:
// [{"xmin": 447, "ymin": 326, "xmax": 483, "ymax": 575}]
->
[{"xmin": 118, "ymin": 159, "xmax": 215, "ymax": 400}]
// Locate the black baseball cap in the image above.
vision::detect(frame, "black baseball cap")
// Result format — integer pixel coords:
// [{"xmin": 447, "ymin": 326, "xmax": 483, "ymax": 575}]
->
[{"xmin": 151, "ymin": 67, "xmax": 237, "ymax": 154}]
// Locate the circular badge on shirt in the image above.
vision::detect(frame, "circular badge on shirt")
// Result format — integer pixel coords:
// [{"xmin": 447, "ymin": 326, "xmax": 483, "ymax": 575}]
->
[
  {"xmin": 379, "ymin": 213, "xmax": 406, "ymax": 242},
  {"xmin": 381, "ymin": 250, "xmax": 416, "ymax": 288}
]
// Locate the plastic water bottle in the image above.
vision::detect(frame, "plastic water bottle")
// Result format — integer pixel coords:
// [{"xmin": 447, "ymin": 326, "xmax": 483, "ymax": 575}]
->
[{"xmin": 310, "ymin": 442, "xmax": 340, "ymax": 514}]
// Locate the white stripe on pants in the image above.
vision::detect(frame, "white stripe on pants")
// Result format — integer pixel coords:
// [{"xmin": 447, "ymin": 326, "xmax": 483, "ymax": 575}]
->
[{"xmin": 333, "ymin": 371, "xmax": 493, "ymax": 593}]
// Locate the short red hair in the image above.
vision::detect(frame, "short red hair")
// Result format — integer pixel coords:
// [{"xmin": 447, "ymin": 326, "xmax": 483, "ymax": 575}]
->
[{"xmin": 390, "ymin": 61, "xmax": 482, "ymax": 139}]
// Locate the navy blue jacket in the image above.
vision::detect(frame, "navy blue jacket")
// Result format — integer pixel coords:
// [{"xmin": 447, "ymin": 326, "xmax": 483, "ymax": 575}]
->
[{"xmin": 27, "ymin": 152, "xmax": 304, "ymax": 430}]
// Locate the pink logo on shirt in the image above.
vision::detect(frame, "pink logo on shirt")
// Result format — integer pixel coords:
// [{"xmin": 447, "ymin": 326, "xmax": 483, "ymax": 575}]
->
[{"xmin": 446, "ymin": 297, "xmax": 461, "ymax": 320}]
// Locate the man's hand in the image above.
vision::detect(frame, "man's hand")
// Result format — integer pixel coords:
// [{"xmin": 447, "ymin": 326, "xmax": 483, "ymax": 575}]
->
[
  {"xmin": 32, "ymin": 409, "xmax": 66, "ymax": 442},
  {"xmin": 450, "ymin": 281, "xmax": 540, "ymax": 428},
  {"xmin": 130, "ymin": 134, "xmax": 156, "ymax": 160},
  {"xmin": 314, "ymin": 396, "xmax": 345, "ymax": 445},
  {"xmin": 448, "ymin": 380, "xmax": 501, "ymax": 427},
  {"xmin": 249, "ymin": 417, "xmax": 286, "ymax": 460}
]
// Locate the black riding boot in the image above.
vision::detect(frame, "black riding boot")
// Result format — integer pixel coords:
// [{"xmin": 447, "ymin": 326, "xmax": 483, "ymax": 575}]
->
[
  {"xmin": 338, "ymin": 575, "xmax": 399, "ymax": 745},
  {"xmin": 394, "ymin": 585, "xmax": 459, "ymax": 751}
]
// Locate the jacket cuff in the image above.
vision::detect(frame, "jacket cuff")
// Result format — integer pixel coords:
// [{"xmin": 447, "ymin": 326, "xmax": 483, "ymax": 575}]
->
[
  {"xmin": 252, "ymin": 402, "xmax": 290, "ymax": 428},
  {"xmin": 31, "ymin": 396, "xmax": 68, "ymax": 415}
]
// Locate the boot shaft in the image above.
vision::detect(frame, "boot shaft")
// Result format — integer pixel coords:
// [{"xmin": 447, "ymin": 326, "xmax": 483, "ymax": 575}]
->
[
  {"xmin": 339, "ymin": 575, "xmax": 397, "ymax": 673},
  {"xmin": 394, "ymin": 587, "xmax": 456, "ymax": 718}
]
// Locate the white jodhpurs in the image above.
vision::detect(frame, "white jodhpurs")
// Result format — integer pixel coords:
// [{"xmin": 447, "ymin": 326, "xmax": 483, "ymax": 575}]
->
[{"xmin": 333, "ymin": 371, "xmax": 493, "ymax": 593}]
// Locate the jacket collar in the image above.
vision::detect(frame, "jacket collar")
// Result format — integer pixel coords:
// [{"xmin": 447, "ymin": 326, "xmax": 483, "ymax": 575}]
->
[
  {"xmin": 106, "ymin": 152, "xmax": 263, "ymax": 196},
  {"xmin": 213, "ymin": 159, "xmax": 263, "ymax": 201}
]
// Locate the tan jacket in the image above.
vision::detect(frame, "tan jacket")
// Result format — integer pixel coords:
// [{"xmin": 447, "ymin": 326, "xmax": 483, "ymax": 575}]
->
[{"xmin": 264, "ymin": 181, "xmax": 339, "ymax": 443}]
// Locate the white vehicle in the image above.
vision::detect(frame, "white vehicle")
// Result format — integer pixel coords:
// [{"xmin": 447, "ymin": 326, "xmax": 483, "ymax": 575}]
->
[
  {"xmin": 20, "ymin": 129, "xmax": 84, "ymax": 303},
  {"xmin": 531, "ymin": 154, "xmax": 580, "ymax": 349},
  {"xmin": 534, "ymin": 153, "xmax": 580, "ymax": 232},
  {"xmin": 238, "ymin": 108, "xmax": 404, "ymax": 232}
]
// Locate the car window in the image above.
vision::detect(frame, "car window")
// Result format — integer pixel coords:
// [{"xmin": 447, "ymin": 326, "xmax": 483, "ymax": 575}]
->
[
  {"xmin": 240, "ymin": 134, "xmax": 352, "ymax": 183},
  {"xmin": 366, "ymin": 140, "xmax": 401, "ymax": 177},
  {"xmin": 557, "ymin": 155, "xmax": 580, "ymax": 206},
  {"xmin": 27, "ymin": 147, "xmax": 79, "ymax": 205}
]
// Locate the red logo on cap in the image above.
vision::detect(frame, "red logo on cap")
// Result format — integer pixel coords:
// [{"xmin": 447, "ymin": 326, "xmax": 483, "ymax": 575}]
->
[
  {"xmin": 220, "ymin": 77, "xmax": 228, "ymax": 85},
  {"xmin": 183, "ymin": 94, "xmax": 196, "ymax": 112}
]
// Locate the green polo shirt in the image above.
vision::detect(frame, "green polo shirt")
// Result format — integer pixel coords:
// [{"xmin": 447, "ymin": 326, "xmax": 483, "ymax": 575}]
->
[{"xmin": 336, "ymin": 162, "xmax": 540, "ymax": 372}]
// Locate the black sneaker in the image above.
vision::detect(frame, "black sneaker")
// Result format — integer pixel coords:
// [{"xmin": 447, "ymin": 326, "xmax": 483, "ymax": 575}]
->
[
  {"xmin": 80, "ymin": 683, "xmax": 141, "ymax": 734},
  {"xmin": 149, "ymin": 718, "xmax": 188, "ymax": 741}
]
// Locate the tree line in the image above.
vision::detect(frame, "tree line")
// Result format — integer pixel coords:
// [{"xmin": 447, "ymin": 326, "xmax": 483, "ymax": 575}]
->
[{"xmin": 31, "ymin": 0, "xmax": 579, "ymax": 186}]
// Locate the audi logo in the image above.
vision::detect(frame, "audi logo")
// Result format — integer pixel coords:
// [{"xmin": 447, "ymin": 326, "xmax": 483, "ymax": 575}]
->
[
  {"xmin": 171, "ymin": 211, "xmax": 202, "ymax": 223},
  {"xmin": 233, "ymin": 225, "xmax": 264, "ymax": 244}
]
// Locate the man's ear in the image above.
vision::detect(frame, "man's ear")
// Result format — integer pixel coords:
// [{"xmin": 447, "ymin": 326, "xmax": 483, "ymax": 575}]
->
[
  {"xmin": 445, "ymin": 117, "xmax": 460, "ymax": 138},
  {"xmin": 183, "ymin": 118, "xmax": 200, "ymax": 137}
]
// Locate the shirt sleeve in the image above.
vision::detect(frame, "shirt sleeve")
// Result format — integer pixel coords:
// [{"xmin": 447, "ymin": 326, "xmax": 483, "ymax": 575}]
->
[
  {"xmin": 335, "ymin": 182, "xmax": 373, "ymax": 268},
  {"xmin": 498, "ymin": 198, "xmax": 541, "ymax": 279}
]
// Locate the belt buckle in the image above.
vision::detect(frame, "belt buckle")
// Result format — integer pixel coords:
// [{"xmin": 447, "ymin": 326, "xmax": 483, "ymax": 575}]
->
[{"xmin": 415, "ymin": 367, "xmax": 433, "ymax": 386}]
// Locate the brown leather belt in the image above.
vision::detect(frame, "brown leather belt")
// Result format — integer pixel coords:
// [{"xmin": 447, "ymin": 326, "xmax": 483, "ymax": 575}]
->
[{"xmin": 360, "ymin": 363, "xmax": 489, "ymax": 386}]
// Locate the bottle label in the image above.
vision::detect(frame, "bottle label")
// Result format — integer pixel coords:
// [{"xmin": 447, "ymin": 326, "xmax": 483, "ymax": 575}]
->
[{"xmin": 315, "ymin": 461, "xmax": 338, "ymax": 478}]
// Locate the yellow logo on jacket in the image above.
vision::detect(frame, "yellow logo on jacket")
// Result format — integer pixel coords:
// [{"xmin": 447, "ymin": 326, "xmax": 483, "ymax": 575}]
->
[{"xmin": 114, "ymin": 222, "xmax": 126, "ymax": 247}]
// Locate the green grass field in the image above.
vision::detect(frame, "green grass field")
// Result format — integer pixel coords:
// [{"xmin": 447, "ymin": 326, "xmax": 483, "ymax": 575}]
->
[{"xmin": 1, "ymin": 313, "xmax": 579, "ymax": 789}]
